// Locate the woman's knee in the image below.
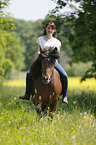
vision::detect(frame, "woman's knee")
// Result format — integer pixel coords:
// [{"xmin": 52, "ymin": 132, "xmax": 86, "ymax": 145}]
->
[
  {"xmin": 55, "ymin": 62, "xmax": 68, "ymax": 78},
  {"xmin": 27, "ymin": 69, "xmax": 30, "ymax": 74}
]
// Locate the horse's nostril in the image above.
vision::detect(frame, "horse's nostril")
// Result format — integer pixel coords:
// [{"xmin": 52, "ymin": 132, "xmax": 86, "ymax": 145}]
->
[{"xmin": 44, "ymin": 76, "xmax": 47, "ymax": 79}]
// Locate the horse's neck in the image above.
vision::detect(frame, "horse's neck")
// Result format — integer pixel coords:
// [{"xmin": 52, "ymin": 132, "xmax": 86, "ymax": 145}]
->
[{"xmin": 53, "ymin": 68, "xmax": 60, "ymax": 79}]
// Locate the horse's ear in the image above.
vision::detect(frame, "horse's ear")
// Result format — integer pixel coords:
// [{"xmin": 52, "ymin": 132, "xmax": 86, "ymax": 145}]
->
[
  {"xmin": 53, "ymin": 47, "xmax": 58, "ymax": 53},
  {"xmin": 54, "ymin": 47, "xmax": 57, "ymax": 51},
  {"xmin": 51, "ymin": 47, "xmax": 61, "ymax": 59}
]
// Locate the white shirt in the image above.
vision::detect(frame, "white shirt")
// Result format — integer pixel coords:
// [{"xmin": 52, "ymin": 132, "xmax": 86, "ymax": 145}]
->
[{"xmin": 36, "ymin": 36, "xmax": 61, "ymax": 52}]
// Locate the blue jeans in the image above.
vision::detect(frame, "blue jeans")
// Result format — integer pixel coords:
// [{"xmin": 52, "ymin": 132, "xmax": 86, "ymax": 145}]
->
[
  {"xmin": 26, "ymin": 62, "xmax": 68, "ymax": 98},
  {"xmin": 55, "ymin": 61, "xmax": 68, "ymax": 98}
]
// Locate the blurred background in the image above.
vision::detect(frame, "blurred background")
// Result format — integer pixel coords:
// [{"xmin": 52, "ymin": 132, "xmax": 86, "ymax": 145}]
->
[{"xmin": 0, "ymin": 0, "xmax": 96, "ymax": 82}]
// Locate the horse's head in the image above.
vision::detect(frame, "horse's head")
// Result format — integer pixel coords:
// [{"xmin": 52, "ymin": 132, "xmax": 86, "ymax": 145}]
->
[{"xmin": 40, "ymin": 47, "xmax": 61, "ymax": 84}]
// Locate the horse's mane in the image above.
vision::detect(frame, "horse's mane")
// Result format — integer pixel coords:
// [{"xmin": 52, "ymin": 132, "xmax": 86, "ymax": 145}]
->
[
  {"xmin": 30, "ymin": 55, "xmax": 42, "ymax": 80},
  {"xmin": 30, "ymin": 47, "xmax": 61, "ymax": 80},
  {"xmin": 40, "ymin": 47, "xmax": 61, "ymax": 59}
]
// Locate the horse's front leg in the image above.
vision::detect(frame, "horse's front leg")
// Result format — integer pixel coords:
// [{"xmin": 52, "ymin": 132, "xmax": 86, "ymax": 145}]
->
[
  {"xmin": 36, "ymin": 104, "xmax": 42, "ymax": 114},
  {"xmin": 35, "ymin": 95, "xmax": 43, "ymax": 115},
  {"xmin": 49, "ymin": 93, "xmax": 58, "ymax": 112},
  {"xmin": 46, "ymin": 94, "xmax": 58, "ymax": 120}
]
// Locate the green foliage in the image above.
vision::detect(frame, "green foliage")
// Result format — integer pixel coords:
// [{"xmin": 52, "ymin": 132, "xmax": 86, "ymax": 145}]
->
[
  {"xmin": 0, "ymin": 30, "xmax": 25, "ymax": 80},
  {"xmin": 0, "ymin": 0, "xmax": 25, "ymax": 84},
  {"xmin": 0, "ymin": 32, "xmax": 13, "ymax": 82},
  {"xmin": 62, "ymin": 61, "xmax": 92, "ymax": 77},
  {"xmin": 0, "ymin": 13, "xmax": 15, "ymax": 31},
  {"xmin": 50, "ymin": 0, "xmax": 96, "ymax": 80},
  {"xmin": 14, "ymin": 19, "xmax": 43, "ymax": 70},
  {"xmin": 0, "ymin": 0, "xmax": 9, "ymax": 13},
  {"xmin": 1, "ymin": 58, "xmax": 14, "ymax": 77},
  {"xmin": 81, "ymin": 62, "xmax": 96, "ymax": 82},
  {"xmin": 0, "ymin": 0, "xmax": 15, "ymax": 31}
]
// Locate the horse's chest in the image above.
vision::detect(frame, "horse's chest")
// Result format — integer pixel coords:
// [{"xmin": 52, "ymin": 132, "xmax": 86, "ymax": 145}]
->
[
  {"xmin": 32, "ymin": 70, "xmax": 62, "ymax": 97},
  {"xmin": 33, "ymin": 76, "xmax": 54, "ymax": 98}
]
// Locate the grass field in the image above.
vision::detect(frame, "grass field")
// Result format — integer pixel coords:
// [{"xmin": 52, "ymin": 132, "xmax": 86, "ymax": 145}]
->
[{"xmin": 0, "ymin": 77, "xmax": 96, "ymax": 145}]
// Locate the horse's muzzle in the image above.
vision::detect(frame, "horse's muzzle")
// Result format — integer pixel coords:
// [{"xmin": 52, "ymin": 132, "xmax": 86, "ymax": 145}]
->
[{"xmin": 42, "ymin": 76, "xmax": 52, "ymax": 84}]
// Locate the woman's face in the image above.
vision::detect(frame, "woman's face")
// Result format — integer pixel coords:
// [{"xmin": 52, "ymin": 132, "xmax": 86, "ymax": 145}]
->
[{"xmin": 46, "ymin": 25, "xmax": 54, "ymax": 35}]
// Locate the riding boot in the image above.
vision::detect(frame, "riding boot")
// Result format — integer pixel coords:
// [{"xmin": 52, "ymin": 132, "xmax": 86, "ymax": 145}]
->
[
  {"xmin": 19, "ymin": 71, "xmax": 33, "ymax": 100},
  {"xmin": 19, "ymin": 94, "xmax": 30, "ymax": 100}
]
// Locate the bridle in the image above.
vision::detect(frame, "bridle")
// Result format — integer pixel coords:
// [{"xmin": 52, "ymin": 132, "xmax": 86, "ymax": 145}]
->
[
  {"xmin": 40, "ymin": 47, "xmax": 60, "ymax": 84},
  {"xmin": 41, "ymin": 57, "xmax": 55, "ymax": 84},
  {"xmin": 42, "ymin": 69, "xmax": 54, "ymax": 84}
]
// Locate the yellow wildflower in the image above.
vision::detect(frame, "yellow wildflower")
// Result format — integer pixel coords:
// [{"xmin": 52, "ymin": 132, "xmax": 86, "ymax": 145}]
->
[
  {"xmin": 52, "ymin": 112, "xmax": 55, "ymax": 115},
  {"xmin": 84, "ymin": 124, "xmax": 88, "ymax": 127},
  {"xmin": 84, "ymin": 116, "xmax": 87, "ymax": 119},
  {"xmin": 91, "ymin": 115, "xmax": 94, "ymax": 119},
  {"xmin": 26, "ymin": 141, "xmax": 30, "ymax": 144},
  {"xmin": 49, "ymin": 118, "xmax": 52, "ymax": 121},
  {"xmin": 41, "ymin": 118, "xmax": 43, "ymax": 120},
  {"xmin": 77, "ymin": 142, "xmax": 81, "ymax": 145}
]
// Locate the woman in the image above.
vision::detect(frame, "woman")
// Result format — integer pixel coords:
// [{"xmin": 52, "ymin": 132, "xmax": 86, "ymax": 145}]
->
[{"xmin": 19, "ymin": 22, "xmax": 68, "ymax": 103}]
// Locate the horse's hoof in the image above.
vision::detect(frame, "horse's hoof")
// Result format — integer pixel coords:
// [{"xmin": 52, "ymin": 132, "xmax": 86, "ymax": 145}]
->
[{"xmin": 36, "ymin": 104, "xmax": 42, "ymax": 114}]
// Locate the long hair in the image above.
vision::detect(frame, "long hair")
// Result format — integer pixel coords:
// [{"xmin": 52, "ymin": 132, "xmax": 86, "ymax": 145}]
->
[{"xmin": 43, "ymin": 22, "xmax": 57, "ymax": 38}]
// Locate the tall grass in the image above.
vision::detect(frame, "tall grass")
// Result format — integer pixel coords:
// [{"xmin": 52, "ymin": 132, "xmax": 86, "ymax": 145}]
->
[{"xmin": 0, "ymin": 78, "xmax": 96, "ymax": 145}]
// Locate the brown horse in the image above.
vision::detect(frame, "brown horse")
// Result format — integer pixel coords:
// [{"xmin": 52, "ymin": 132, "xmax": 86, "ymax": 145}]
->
[{"xmin": 30, "ymin": 47, "xmax": 62, "ymax": 116}]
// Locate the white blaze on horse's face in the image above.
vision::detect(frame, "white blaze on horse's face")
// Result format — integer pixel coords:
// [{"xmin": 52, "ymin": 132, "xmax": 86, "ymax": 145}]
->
[{"xmin": 42, "ymin": 57, "xmax": 55, "ymax": 84}]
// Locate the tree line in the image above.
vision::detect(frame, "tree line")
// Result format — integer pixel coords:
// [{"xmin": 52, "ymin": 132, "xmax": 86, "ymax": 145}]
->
[
  {"xmin": 49, "ymin": 0, "xmax": 96, "ymax": 81},
  {"xmin": 0, "ymin": 0, "xmax": 96, "ymax": 84}
]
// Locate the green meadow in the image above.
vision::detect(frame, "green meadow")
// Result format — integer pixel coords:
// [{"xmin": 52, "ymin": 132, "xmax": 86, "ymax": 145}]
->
[{"xmin": 0, "ymin": 78, "xmax": 96, "ymax": 145}]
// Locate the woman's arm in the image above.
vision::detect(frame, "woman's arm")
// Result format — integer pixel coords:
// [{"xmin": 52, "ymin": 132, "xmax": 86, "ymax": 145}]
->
[
  {"xmin": 36, "ymin": 44, "xmax": 41, "ymax": 55},
  {"xmin": 36, "ymin": 43, "xmax": 45, "ymax": 54},
  {"xmin": 58, "ymin": 46, "xmax": 61, "ymax": 53}
]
